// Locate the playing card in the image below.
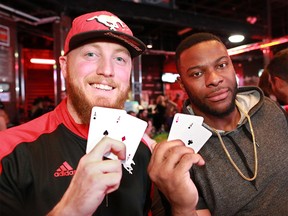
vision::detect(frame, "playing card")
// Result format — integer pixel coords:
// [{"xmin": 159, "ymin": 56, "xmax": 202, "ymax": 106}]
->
[
  {"xmin": 113, "ymin": 113, "xmax": 148, "ymax": 164},
  {"xmin": 169, "ymin": 113, "xmax": 204, "ymax": 127},
  {"xmin": 168, "ymin": 113, "xmax": 211, "ymax": 153},
  {"xmin": 86, "ymin": 106, "xmax": 126, "ymax": 154}
]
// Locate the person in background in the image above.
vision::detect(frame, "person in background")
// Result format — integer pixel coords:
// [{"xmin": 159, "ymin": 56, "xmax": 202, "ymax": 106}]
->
[
  {"xmin": 164, "ymin": 95, "xmax": 178, "ymax": 131},
  {"xmin": 257, "ymin": 69, "xmax": 276, "ymax": 101},
  {"xmin": 139, "ymin": 116, "xmax": 156, "ymax": 151},
  {"xmin": 173, "ymin": 93, "xmax": 183, "ymax": 112},
  {"xmin": 42, "ymin": 96, "xmax": 55, "ymax": 114},
  {"xmin": 0, "ymin": 101, "xmax": 10, "ymax": 130},
  {"xmin": 0, "ymin": 11, "xmax": 151, "ymax": 216},
  {"xmin": 137, "ymin": 108, "xmax": 149, "ymax": 119},
  {"xmin": 153, "ymin": 95, "xmax": 167, "ymax": 133},
  {"xmin": 29, "ymin": 97, "xmax": 44, "ymax": 119},
  {"xmin": 148, "ymin": 32, "xmax": 288, "ymax": 215},
  {"xmin": 266, "ymin": 48, "xmax": 288, "ymax": 112},
  {"xmin": 127, "ymin": 110, "xmax": 137, "ymax": 117}
]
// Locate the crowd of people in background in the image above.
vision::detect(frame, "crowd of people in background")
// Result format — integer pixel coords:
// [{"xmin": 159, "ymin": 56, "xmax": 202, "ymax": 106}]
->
[{"xmin": 126, "ymin": 93, "xmax": 184, "ymax": 149}]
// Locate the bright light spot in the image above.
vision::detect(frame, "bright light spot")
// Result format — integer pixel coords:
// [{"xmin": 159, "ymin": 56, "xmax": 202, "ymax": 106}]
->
[
  {"xmin": 30, "ymin": 58, "xmax": 56, "ymax": 65},
  {"xmin": 161, "ymin": 73, "xmax": 179, "ymax": 83},
  {"xmin": 228, "ymin": 35, "xmax": 245, "ymax": 43},
  {"xmin": 147, "ymin": 44, "xmax": 153, "ymax": 49}
]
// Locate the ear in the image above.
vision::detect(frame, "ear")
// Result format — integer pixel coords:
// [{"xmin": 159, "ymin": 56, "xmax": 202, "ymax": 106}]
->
[
  {"xmin": 59, "ymin": 55, "xmax": 68, "ymax": 78},
  {"xmin": 273, "ymin": 76, "xmax": 285, "ymax": 89},
  {"xmin": 176, "ymin": 76, "xmax": 185, "ymax": 90}
]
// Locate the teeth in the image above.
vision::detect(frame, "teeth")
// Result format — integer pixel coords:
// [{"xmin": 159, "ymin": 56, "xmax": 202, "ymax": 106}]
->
[{"xmin": 92, "ymin": 84, "xmax": 113, "ymax": 91}]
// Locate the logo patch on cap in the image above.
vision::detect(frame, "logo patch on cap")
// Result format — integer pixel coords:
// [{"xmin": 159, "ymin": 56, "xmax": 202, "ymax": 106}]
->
[{"xmin": 87, "ymin": 15, "xmax": 125, "ymax": 31}]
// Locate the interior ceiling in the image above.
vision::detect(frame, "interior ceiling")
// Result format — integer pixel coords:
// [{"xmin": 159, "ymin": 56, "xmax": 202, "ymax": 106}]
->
[{"xmin": 1, "ymin": 0, "xmax": 288, "ymax": 60}]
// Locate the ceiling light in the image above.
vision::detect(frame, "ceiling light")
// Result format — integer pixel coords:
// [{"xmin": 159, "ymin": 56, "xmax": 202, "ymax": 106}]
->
[
  {"xmin": 227, "ymin": 35, "xmax": 288, "ymax": 56},
  {"xmin": 147, "ymin": 38, "xmax": 153, "ymax": 49},
  {"xmin": 228, "ymin": 35, "xmax": 245, "ymax": 43},
  {"xmin": 30, "ymin": 58, "xmax": 55, "ymax": 65}
]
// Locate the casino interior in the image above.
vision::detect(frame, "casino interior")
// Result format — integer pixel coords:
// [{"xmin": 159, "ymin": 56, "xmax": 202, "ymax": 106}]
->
[{"xmin": 0, "ymin": 0, "xmax": 288, "ymax": 126}]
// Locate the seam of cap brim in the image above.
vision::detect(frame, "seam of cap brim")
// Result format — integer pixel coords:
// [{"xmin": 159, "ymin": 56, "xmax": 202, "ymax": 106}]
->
[{"xmin": 67, "ymin": 30, "xmax": 146, "ymax": 57}]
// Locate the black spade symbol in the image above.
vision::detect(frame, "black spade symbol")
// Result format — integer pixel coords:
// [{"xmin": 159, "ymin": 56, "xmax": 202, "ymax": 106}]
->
[
  {"xmin": 103, "ymin": 130, "xmax": 109, "ymax": 136},
  {"xmin": 188, "ymin": 140, "xmax": 193, "ymax": 145}
]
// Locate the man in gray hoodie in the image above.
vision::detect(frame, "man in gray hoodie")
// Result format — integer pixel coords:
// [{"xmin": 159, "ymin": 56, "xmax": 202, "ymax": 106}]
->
[{"xmin": 148, "ymin": 32, "xmax": 288, "ymax": 216}]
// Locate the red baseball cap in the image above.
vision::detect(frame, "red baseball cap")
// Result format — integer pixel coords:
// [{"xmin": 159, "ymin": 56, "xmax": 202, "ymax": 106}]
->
[{"xmin": 64, "ymin": 11, "xmax": 146, "ymax": 58}]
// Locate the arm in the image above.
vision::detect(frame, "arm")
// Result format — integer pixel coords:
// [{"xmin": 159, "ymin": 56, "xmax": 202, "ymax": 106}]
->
[
  {"xmin": 48, "ymin": 136, "xmax": 126, "ymax": 216},
  {"xmin": 148, "ymin": 140, "xmax": 211, "ymax": 216},
  {"xmin": 0, "ymin": 116, "xmax": 7, "ymax": 131}
]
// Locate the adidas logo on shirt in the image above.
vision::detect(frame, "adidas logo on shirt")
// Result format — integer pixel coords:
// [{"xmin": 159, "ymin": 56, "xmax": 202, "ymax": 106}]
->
[{"xmin": 54, "ymin": 161, "xmax": 76, "ymax": 177}]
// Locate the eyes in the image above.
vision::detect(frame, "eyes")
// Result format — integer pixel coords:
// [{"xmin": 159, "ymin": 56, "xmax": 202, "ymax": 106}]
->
[
  {"xmin": 80, "ymin": 44, "xmax": 131, "ymax": 66},
  {"xmin": 188, "ymin": 62, "xmax": 228, "ymax": 78},
  {"xmin": 84, "ymin": 52, "xmax": 128, "ymax": 64}
]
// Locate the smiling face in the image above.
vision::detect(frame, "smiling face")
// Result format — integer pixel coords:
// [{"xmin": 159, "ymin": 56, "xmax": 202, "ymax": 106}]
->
[
  {"xmin": 60, "ymin": 41, "xmax": 132, "ymax": 124},
  {"xmin": 177, "ymin": 40, "xmax": 238, "ymax": 118}
]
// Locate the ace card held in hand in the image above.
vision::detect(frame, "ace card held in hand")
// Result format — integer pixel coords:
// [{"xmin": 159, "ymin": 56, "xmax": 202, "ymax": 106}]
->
[
  {"xmin": 168, "ymin": 113, "xmax": 212, "ymax": 153},
  {"xmin": 86, "ymin": 106, "xmax": 126, "ymax": 155},
  {"xmin": 86, "ymin": 106, "xmax": 147, "ymax": 173}
]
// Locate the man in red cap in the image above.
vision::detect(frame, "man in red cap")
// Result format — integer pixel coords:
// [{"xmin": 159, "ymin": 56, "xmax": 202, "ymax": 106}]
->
[{"xmin": 0, "ymin": 11, "xmax": 151, "ymax": 215}]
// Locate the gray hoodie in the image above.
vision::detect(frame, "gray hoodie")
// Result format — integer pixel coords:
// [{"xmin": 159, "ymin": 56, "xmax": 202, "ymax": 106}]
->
[{"xmin": 182, "ymin": 86, "xmax": 288, "ymax": 215}]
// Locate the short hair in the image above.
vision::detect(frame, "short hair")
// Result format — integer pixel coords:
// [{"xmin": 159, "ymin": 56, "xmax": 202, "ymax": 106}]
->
[
  {"xmin": 266, "ymin": 48, "xmax": 288, "ymax": 82},
  {"xmin": 175, "ymin": 32, "xmax": 224, "ymax": 72}
]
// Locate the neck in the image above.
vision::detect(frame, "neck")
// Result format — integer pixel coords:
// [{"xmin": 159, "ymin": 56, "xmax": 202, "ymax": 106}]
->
[
  {"xmin": 66, "ymin": 98, "xmax": 83, "ymax": 124},
  {"xmin": 194, "ymin": 106, "xmax": 241, "ymax": 131}
]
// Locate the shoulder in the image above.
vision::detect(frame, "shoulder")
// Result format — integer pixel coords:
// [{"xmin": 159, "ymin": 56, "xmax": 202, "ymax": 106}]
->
[{"xmin": 0, "ymin": 110, "xmax": 62, "ymax": 163}]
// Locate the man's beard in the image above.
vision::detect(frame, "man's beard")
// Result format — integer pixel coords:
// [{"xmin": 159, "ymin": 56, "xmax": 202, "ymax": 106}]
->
[
  {"xmin": 66, "ymin": 74, "xmax": 130, "ymax": 124},
  {"xmin": 186, "ymin": 83, "xmax": 238, "ymax": 118}
]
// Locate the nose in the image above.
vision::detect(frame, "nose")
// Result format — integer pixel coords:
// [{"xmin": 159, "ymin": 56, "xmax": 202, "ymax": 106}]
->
[
  {"xmin": 205, "ymin": 68, "xmax": 223, "ymax": 87},
  {"xmin": 96, "ymin": 58, "xmax": 114, "ymax": 77}
]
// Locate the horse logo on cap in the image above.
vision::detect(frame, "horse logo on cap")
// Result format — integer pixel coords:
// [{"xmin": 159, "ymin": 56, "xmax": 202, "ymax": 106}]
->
[{"xmin": 87, "ymin": 15, "xmax": 125, "ymax": 31}]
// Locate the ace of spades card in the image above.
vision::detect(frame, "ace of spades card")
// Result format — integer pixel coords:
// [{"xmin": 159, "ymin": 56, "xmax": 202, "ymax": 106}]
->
[
  {"xmin": 86, "ymin": 106, "xmax": 126, "ymax": 157},
  {"xmin": 168, "ymin": 113, "xmax": 212, "ymax": 153}
]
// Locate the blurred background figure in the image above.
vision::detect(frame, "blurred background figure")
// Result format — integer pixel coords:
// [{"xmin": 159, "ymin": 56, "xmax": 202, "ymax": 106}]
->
[
  {"xmin": 42, "ymin": 96, "xmax": 55, "ymax": 114},
  {"xmin": 172, "ymin": 93, "xmax": 183, "ymax": 112},
  {"xmin": 127, "ymin": 110, "xmax": 137, "ymax": 117},
  {"xmin": 153, "ymin": 95, "xmax": 167, "ymax": 133},
  {"xmin": 29, "ymin": 97, "xmax": 44, "ymax": 120},
  {"xmin": 258, "ymin": 69, "xmax": 277, "ymax": 101},
  {"xmin": 266, "ymin": 48, "xmax": 288, "ymax": 112},
  {"xmin": 0, "ymin": 101, "xmax": 10, "ymax": 131},
  {"xmin": 164, "ymin": 95, "xmax": 178, "ymax": 131},
  {"xmin": 137, "ymin": 108, "xmax": 149, "ymax": 120},
  {"xmin": 140, "ymin": 116, "xmax": 156, "ymax": 151}
]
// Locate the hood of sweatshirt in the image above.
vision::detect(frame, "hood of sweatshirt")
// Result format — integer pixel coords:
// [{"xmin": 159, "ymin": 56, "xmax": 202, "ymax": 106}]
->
[{"xmin": 182, "ymin": 86, "xmax": 264, "ymax": 134}]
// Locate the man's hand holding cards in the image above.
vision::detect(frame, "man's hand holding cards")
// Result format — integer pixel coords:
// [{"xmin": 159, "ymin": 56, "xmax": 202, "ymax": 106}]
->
[
  {"xmin": 168, "ymin": 113, "xmax": 212, "ymax": 153},
  {"xmin": 86, "ymin": 106, "xmax": 147, "ymax": 174}
]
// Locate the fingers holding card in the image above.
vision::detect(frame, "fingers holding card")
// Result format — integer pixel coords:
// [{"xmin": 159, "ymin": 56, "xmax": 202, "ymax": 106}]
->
[{"xmin": 168, "ymin": 113, "xmax": 212, "ymax": 153}]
